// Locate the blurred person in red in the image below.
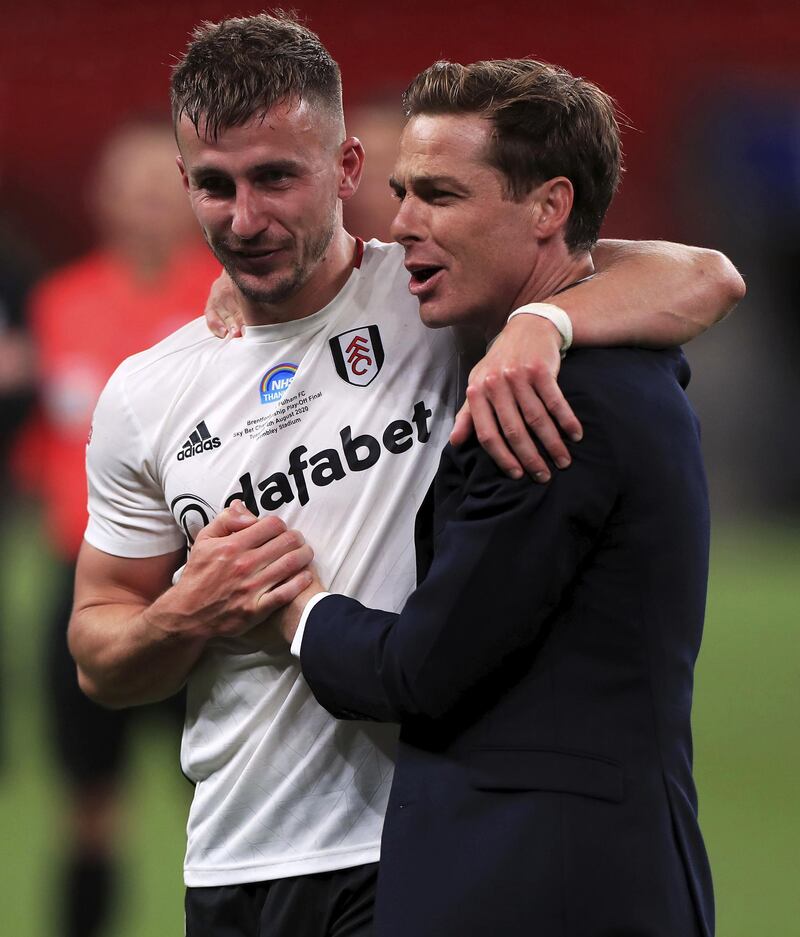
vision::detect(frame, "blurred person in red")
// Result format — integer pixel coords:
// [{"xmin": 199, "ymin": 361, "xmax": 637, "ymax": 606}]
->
[{"xmin": 18, "ymin": 117, "xmax": 219, "ymax": 937}]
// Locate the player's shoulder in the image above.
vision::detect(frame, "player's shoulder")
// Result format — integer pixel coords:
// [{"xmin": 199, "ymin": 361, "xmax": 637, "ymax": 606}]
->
[
  {"xmin": 361, "ymin": 238, "xmax": 405, "ymax": 266},
  {"xmin": 117, "ymin": 315, "xmax": 215, "ymax": 370},
  {"xmin": 561, "ymin": 346, "xmax": 690, "ymax": 400},
  {"xmin": 359, "ymin": 239, "xmax": 409, "ymax": 289},
  {"xmin": 105, "ymin": 316, "xmax": 217, "ymax": 397},
  {"xmin": 560, "ymin": 347, "xmax": 698, "ymax": 449}
]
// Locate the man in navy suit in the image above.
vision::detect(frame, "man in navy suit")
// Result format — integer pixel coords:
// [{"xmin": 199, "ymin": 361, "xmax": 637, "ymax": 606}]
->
[{"xmin": 268, "ymin": 58, "xmax": 715, "ymax": 936}]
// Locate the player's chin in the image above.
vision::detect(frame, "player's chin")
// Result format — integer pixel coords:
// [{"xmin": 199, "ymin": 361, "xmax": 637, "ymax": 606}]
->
[
  {"xmin": 226, "ymin": 268, "xmax": 261, "ymax": 296},
  {"xmin": 418, "ymin": 299, "xmax": 467, "ymax": 331},
  {"xmin": 234, "ymin": 270, "xmax": 299, "ymax": 305}
]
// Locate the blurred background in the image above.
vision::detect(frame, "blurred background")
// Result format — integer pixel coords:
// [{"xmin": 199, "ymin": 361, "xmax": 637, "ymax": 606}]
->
[{"xmin": 0, "ymin": 1, "xmax": 797, "ymax": 935}]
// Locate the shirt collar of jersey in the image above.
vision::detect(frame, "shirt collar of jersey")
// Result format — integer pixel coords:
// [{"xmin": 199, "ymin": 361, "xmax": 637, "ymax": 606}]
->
[{"xmin": 242, "ymin": 261, "xmax": 363, "ymax": 345}]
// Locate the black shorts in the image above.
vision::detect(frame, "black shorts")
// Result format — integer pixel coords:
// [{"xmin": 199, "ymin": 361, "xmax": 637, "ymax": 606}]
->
[
  {"xmin": 185, "ymin": 863, "xmax": 378, "ymax": 937},
  {"xmin": 47, "ymin": 560, "xmax": 185, "ymax": 786}
]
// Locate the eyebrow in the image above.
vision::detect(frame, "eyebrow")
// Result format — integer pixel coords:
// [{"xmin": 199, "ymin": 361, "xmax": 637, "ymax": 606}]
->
[
  {"xmin": 191, "ymin": 158, "xmax": 302, "ymax": 181},
  {"xmin": 389, "ymin": 174, "xmax": 470, "ymax": 195}
]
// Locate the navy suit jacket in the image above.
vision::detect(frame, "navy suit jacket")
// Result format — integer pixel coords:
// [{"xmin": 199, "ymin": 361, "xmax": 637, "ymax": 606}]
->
[{"xmin": 301, "ymin": 347, "xmax": 714, "ymax": 937}]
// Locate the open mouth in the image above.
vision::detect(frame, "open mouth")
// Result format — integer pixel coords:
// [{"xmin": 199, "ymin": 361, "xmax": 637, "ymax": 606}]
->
[{"xmin": 410, "ymin": 266, "xmax": 442, "ymax": 284}]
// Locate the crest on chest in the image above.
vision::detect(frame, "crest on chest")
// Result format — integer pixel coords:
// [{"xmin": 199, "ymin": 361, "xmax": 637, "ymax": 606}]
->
[{"xmin": 329, "ymin": 325, "xmax": 384, "ymax": 387}]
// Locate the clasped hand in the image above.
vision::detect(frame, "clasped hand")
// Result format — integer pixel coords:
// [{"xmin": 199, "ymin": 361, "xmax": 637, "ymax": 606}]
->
[{"xmin": 167, "ymin": 500, "xmax": 321, "ymax": 650}]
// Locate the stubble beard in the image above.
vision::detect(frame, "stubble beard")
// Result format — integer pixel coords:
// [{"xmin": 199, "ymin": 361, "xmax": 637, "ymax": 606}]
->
[{"xmin": 213, "ymin": 209, "xmax": 338, "ymax": 307}]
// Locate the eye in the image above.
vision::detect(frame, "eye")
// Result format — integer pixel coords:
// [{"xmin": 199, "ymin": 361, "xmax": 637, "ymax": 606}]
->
[
  {"xmin": 196, "ymin": 175, "xmax": 233, "ymax": 197},
  {"xmin": 256, "ymin": 169, "xmax": 292, "ymax": 187},
  {"xmin": 428, "ymin": 189, "xmax": 455, "ymax": 203}
]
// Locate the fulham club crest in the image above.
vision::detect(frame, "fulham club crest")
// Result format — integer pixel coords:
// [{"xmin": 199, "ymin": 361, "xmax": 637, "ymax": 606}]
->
[{"xmin": 329, "ymin": 325, "xmax": 385, "ymax": 387}]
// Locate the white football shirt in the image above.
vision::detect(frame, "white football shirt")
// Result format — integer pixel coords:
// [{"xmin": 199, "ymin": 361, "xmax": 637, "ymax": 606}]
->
[{"xmin": 85, "ymin": 241, "xmax": 460, "ymax": 886}]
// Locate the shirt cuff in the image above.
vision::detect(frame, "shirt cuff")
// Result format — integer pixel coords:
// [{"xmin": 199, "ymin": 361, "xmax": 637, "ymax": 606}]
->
[{"xmin": 290, "ymin": 592, "xmax": 332, "ymax": 658}]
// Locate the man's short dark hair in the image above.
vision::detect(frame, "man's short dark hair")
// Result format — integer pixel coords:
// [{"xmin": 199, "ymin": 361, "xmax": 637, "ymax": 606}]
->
[
  {"xmin": 403, "ymin": 59, "xmax": 623, "ymax": 252},
  {"xmin": 170, "ymin": 11, "xmax": 343, "ymax": 140}
]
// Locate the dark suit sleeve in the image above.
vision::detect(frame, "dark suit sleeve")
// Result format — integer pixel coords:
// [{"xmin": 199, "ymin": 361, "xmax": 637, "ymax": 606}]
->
[{"xmin": 301, "ymin": 388, "xmax": 620, "ymax": 723}]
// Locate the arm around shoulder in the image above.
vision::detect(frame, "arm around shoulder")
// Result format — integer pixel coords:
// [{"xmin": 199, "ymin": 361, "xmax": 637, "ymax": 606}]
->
[{"xmin": 562, "ymin": 239, "xmax": 746, "ymax": 347}]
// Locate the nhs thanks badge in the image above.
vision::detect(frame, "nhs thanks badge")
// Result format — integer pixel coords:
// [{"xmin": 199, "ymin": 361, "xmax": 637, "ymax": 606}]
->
[
  {"xmin": 260, "ymin": 362, "xmax": 298, "ymax": 405},
  {"xmin": 329, "ymin": 325, "xmax": 384, "ymax": 387}
]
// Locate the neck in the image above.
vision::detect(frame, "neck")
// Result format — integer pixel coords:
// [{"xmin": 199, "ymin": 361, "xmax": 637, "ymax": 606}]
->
[
  {"xmin": 242, "ymin": 227, "xmax": 357, "ymax": 327},
  {"xmin": 484, "ymin": 244, "xmax": 595, "ymax": 343}
]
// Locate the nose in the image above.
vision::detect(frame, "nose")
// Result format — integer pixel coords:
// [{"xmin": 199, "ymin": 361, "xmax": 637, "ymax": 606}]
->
[
  {"xmin": 230, "ymin": 184, "xmax": 267, "ymax": 241},
  {"xmin": 390, "ymin": 194, "xmax": 424, "ymax": 245}
]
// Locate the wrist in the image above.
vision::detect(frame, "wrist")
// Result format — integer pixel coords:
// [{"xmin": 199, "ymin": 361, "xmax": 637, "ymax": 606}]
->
[
  {"xmin": 142, "ymin": 593, "xmax": 206, "ymax": 648},
  {"xmin": 289, "ymin": 590, "xmax": 330, "ymax": 657},
  {"xmin": 507, "ymin": 303, "xmax": 573, "ymax": 357}
]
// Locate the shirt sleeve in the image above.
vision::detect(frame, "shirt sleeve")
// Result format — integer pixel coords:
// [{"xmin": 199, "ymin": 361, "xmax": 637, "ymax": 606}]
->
[
  {"xmin": 290, "ymin": 592, "xmax": 332, "ymax": 658},
  {"xmin": 84, "ymin": 365, "xmax": 186, "ymax": 558}
]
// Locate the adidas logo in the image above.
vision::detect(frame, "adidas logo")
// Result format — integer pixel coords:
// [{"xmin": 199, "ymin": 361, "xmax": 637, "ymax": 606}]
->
[{"xmin": 177, "ymin": 420, "xmax": 222, "ymax": 461}]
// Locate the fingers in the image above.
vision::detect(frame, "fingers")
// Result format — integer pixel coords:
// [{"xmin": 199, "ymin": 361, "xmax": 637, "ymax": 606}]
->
[
  {"xmin": 229, "ymin": 514, "xmax": 292, "ymax": 551},
  {"xmin": 483, "ymin": 375, "xmax": 563, "ymax": 481},
  {"xmin": 531, "ymin": 373, "xmax": 583, "ymax": 445},
  {"xmin": 222, "ymin": 316, "xmax": 245, "ymax": 339},
  {"xmin": 205, "ymin": 305, "xmax": 229, "ymax": 339},
  {"xmin": 251, "ymin": 532, "xmax": 314, "ymax": 583},
  {"xmin": 463, "ymin": 312, "xmax": 588, "ymax": 481},
  {"xmin": 255, "ymin": 559, "xmax": 315, "ymax": 613},
  {"xmin": 205, "ymin": 272, "xmax": 233, "ymax": 338},
  {"xmin": 197, "ymin": 503, "xmax": 292, "ymax": 553},
  {"xmin": 198, "ymin": 519, "xmax": 313, "ymax": 618},
  {"xmin": 500, "ymin": 369, "xmax": 575, "ymax": 472},
  {"xmin": 466, "ymin": 382, "xmax": 526, "ymax": 480},
  {"xmin": 198, "ymin": 501, "xmax": 260, "ymax": 538},
  {"xmin": 204, "ymin": 271, "xmax": 246, "ymax": 339},
  {"xmin": 210, "ymin": 514, "xmax": 313, "ymax": 594},
  {"xmin": 449, "ymin": 401, "xmax": 474, "ymax": 447},
  {"xmin": 462, "ymin": 348, "xmax": 587, "ymax": 483},
  {"xmin": 466, "ymin": 366, "xmax": 584, "ymax": 482}
]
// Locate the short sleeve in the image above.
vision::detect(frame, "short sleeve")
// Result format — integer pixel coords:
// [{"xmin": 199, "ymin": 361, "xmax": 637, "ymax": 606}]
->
[{"xmin": 84, "ymin": 366, "xmax": 186, "ymax": 558}]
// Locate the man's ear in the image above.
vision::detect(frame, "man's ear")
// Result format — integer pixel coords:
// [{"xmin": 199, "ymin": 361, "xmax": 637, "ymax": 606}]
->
[
  {"xmin": 529, "ymin": 177, "xmax": 574, "ymax": 239},
  {"xmin": 176, "ymin": 155, "xmax": 191, "ymax": 194},
  {"xmin": 338, "ymin": 136, "xmax": 366, "ymax": 203}
]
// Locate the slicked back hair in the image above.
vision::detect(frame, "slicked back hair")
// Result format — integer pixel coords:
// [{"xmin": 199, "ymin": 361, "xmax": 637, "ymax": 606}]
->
[
  {"xmin": 403, "ymin": 59, "xmax": 623, "ymax": 252},
  {"xmin": 171, "ymin": 11, "xmax": 343, "ymax": 141}
]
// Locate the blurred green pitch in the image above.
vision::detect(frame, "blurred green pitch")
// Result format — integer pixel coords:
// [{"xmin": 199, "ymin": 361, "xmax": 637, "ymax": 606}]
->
[{"xmin": 1, "ymin": 512, "xmax": 797, "ymax": 936}]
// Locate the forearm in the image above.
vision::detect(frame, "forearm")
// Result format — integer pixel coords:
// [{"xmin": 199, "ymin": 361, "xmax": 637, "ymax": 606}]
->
[
  {"xmin": 69, "ymin": 598, "xmax": 206, "ymax": 709},
  {"xmin": 69, "ymin": 508, "xmax": 314, "ymax": 708},
  {"xmin": 303, "ymin": 403, "xmax": 617, "ymax": 723},
  {"xmin": 302, "ymin": 596, "xmax": 406, "ymax": 723},
  {"xmin": 561, "ymin": 239, "xmax": 745, "ymax": 347}
]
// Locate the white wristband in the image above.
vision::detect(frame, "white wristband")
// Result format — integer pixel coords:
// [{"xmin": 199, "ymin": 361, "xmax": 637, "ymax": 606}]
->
[{"xmin": 508, "ymin": 303, "xmax": 573, "ymax": 357}]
